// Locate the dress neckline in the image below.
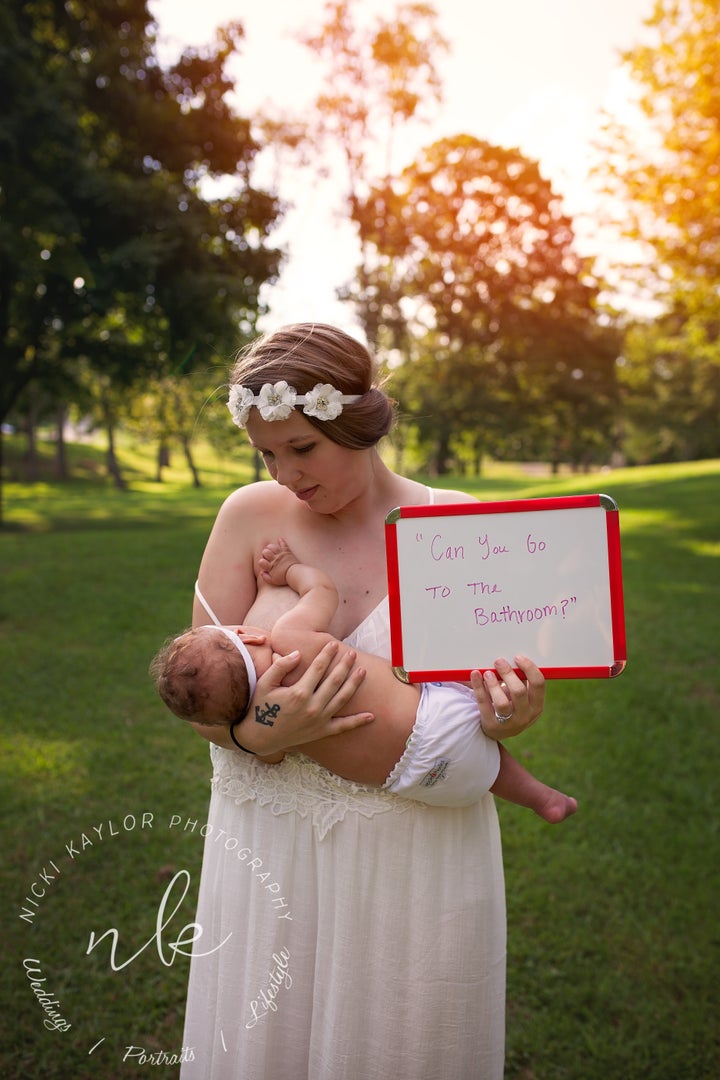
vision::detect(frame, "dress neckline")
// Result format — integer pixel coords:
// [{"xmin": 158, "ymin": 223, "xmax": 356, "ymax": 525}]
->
[{"xmin": 344, "ymin": 596, "xmax": 388, "ymax": 643}]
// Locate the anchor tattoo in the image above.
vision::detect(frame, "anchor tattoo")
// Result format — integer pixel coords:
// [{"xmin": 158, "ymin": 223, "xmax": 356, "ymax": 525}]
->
[{"xmin": 255, "ymin": 702, "xmax": 281, "ymax": 727}]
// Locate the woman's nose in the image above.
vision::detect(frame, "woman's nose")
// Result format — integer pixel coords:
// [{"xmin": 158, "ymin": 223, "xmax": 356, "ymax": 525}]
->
[{"xmin": 274, "ymin": 459, "xmax": 301, "ymax": 487}]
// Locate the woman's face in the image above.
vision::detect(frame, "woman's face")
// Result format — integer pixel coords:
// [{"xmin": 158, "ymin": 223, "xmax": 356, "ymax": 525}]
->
[{"xmin": 245, "ymin": 410, "xmax": 367, "ymax": 512}]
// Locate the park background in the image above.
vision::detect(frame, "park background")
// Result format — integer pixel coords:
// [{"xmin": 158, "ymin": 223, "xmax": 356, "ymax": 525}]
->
[{"xmin": 2, "ymin": 0, "xmax": 719, "ymax": 1077}]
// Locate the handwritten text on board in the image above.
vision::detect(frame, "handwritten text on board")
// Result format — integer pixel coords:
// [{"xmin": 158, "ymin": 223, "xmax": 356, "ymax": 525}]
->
[
  {"xmin": 417, "ymin": 530, "xmax": 577, "ymax": 628},
  {"xmin": 388, "ymin": 502, "xmax": 620, "ymax": 674}
]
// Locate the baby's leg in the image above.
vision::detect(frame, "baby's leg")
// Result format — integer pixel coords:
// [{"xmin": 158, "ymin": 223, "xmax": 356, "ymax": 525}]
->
[{"xmin": 491, "ymin": 744, "xmax": 577, "ymax": 824}]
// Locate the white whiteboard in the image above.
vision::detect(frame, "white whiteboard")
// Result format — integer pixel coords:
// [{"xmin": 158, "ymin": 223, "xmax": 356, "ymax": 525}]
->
[{"xmin": 385, "ymin": 494, "xmax": 626, "ymax": 681}]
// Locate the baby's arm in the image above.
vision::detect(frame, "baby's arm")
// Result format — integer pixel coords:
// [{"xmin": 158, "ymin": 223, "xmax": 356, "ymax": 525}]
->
[{"xmin": 258, "ymin": 539, "xmax": 339, "ymax": 637}]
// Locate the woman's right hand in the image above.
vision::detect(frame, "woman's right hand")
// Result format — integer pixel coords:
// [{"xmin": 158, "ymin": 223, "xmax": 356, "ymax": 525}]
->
[{"xmin": 233, "ymin": 641, "xmax": 374, "ymax": 757}]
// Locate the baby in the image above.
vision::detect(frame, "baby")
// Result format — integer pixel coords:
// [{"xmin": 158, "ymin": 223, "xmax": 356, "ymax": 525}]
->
[{"xmin": 152, "ymin": 539, "xmax": 577, "ymax": 822}]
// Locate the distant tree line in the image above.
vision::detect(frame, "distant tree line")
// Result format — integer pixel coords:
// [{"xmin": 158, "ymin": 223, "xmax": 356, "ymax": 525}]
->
[{"xmin": 2, "ymin": 0, "xmax": 718, "ymax": 512}]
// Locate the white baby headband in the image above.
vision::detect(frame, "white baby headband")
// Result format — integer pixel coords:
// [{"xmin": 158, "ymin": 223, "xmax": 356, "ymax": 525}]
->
[
  {"xmin": 207, "ymin": 626, "xmax": 258, "ymax": 702},
  {"xmin": 228, "ymin": 380, "xmax": 361, "ymax": 429}
]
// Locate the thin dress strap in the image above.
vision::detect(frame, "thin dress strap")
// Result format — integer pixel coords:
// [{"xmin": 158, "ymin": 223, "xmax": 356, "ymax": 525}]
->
[
  {"xmin": 194, "ymin": 580, "xmax": 221, "ymax": 625},
  {"xmin": 426, "ymin": 485, "xmax": 436, "ymax": 505}
]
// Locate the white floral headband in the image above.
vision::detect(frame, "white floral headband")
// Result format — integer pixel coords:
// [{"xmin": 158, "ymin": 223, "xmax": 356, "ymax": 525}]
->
[{"xmin": 228, "ymin": 380, "xmax": 361, "ymax": 429}]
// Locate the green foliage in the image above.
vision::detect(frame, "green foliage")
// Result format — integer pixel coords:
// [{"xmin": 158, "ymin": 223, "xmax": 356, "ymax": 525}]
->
[
  {"xmin": 1, "ymin": 454, "xmax": 719, "ymax": 1078},
  {"xmin": 598, "ymin": 0, "xmax": 720, "ymax": 462},
  {"xmin": 353, "ymin": 136, "xmax": 618, "ymax": 473},
  {"xmin": 620, "ymin": 305, "xmax": 720, "ymax": 463},
  {"xmin": 301, "ymin": 4, "xmax": 619, "ymax": 475},
  {"xmin": 300, "ymin": 0, "xmax": 448, "ymax": 188},
  {"xmin": 617, "ymin": 0, "xmax": 720, "ymax": 281},
  {"xmin": 0, "ymin": 0, "xmax": 281, "ymax": 426}
]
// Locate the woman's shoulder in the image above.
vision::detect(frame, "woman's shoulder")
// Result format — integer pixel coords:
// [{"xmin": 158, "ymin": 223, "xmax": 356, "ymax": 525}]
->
[
  {"xmin": 219, "ymin": 480, "xmax": 289, "ymax": 515},
  {"xmin": 222, "ymin": 479, "xmax": 278, "ymax": 504},
  {"xmin": 427, "ymin": 485, "xmax": 478, "ymax": 505},
  {"xmin": 391, "ymin": 475, "xmax": 475, "ymax": 507},
  {"xmin": 209, "ymin": 482, "xmax": 294, "ymax": 553}
]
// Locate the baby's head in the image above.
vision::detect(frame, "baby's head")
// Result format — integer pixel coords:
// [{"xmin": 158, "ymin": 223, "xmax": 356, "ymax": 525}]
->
[{"xmin": 151, "ymin": 626, "xmax": 265, "ymax": 727}]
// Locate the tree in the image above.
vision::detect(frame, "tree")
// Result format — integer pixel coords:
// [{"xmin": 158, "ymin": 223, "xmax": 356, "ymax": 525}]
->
[
  {"xmin": 300, "ymin": 0, "xmax": 447, "ymax": 203},
  {"xmin": 351, "ymin": 136, "xmax": 618, "ymax": 472},
  {"xmin": 619, "ymin": 304, "xmax": 720, "ymax": 463},
  {"xmin": 126, "ymin": 374, "xmax": 194, "ymax": 486},
  {"xmin": 597, "ymin": 0, "xmax": 720, "ymax": 460},
  {"xmin": 299, "ymin": 0, "xmax": 447, "ymax": 330},
  {"xmin": 298, "ymin": 3, "xmax": 617, "ymax": 472},
  {"xmin": 0, "ymin": 0, "xmax": 282, "ymax": 509}
]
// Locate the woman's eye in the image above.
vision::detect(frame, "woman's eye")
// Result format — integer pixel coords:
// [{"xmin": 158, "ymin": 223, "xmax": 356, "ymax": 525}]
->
[{"xmin": 295, "ymin": 444, "xmax": 315, "ymax": 455}]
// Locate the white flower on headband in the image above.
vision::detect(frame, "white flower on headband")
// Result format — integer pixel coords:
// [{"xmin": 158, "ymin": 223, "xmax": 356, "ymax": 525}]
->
[
  {"xmin": 228, "ymin": 385, "xmax": 255, "ymax": 428},
  {"xmin": 257, "ymin": 381, "xmax": 297, "ymax": 421},
  {"xmin": 302, "ymin": 383, "xmax": 346, "ymax": 421},
  {"xmin": 227, "ymin": 380, "xmax": 362, "ymax": 429}
]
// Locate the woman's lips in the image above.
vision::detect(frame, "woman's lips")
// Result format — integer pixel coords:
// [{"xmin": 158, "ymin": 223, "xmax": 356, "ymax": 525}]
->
[{"xmin": 294, "ymin": 486, "xmax": 319, "ymax": 502}]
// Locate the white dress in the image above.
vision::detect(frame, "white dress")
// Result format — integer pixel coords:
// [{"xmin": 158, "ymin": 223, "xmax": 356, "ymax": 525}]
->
[{"xmin": 180, "ymin": 599, "xmax": 506, "ymax": 1080}]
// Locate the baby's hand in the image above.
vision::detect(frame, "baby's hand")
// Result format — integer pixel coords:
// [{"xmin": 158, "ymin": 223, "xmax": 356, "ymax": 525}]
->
[{"xmin": 258, "ymin": 538, "xmax": 299, "ymax": 587}]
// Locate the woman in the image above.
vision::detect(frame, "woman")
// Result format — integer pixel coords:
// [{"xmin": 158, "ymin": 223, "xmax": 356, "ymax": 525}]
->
[{"xmin": 180, "ymin": 323, "xmax": 544, "ymax": 1079}]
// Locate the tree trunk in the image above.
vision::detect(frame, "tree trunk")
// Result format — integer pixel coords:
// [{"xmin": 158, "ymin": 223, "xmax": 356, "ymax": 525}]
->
[
  {"xmin": 105, "ymin": 420, "xmax": 127, "ymax": 490},
  {"xmin": 433, "ymin": 430, "xmax": 452, "ymax": 476},
  {"xmin": 0, "ymin": 430, "xmax": 5, "ymax": 528},
  {"xmin": 156, "ymin": 442, "xmax": 171, "ymax": 482},
  {"xmin": 55, "ymin": 405, "xmax": 69, "ymax": 479},
  {"xmin": 181, "ymin": 435, "xmax": 202, "ymax": 488},
  {"xmin": 24, "ymin": 404, "xmax": 40, "ymax": 480}
]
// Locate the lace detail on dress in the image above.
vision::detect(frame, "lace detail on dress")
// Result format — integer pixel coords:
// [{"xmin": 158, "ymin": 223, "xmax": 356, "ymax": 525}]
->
[{"xmin": 210, "ymin": 744, "xmax": 423, "ymax": 842}]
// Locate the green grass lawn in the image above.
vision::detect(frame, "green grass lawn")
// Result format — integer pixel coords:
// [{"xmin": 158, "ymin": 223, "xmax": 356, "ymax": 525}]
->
[{"xmin": 1, "ymin": 445, "xmax": 718, "ymax": 1079}]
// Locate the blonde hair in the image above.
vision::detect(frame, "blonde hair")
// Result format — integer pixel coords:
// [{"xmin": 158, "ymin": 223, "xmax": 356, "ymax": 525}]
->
[
  {"xmin": 150, "ymin": 629, "xmax": 251, "ymax": 727},
  {"xmin": 230, "ymin": 323, "xmax": 395, "ymax": 449}
]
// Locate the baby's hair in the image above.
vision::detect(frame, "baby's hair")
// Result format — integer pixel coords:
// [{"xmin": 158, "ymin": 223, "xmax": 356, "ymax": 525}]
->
[
  {"xmin": 230, "ymin": 322, "xmax": 395, "ymax": 449},
  {"xmin": 150, "ymin": 628, "xmax": 252, "ymax": 727}
]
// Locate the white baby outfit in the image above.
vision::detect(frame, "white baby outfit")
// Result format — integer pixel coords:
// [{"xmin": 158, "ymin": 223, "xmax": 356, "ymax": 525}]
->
[{"xmin": 383, "ymin": 680, "xmax": 500, "ymax": 805}]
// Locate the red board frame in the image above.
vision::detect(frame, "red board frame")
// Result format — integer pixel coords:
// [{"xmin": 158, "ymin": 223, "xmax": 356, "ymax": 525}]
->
[{"xmin": 385, "ymin": 493, "xmax": 627, "ymax": 681}]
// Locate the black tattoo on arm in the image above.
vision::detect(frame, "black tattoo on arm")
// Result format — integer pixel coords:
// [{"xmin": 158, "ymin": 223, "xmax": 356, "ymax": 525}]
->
[{"xmin": 255, "ymin": 702, "xmax": 281, "ymax": 727}]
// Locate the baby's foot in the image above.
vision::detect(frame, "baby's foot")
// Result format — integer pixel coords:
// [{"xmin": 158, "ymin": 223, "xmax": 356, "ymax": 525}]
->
[
  {"xmin": 259, "ymin": 538, "xmax": 298, "ymax": 586},
  {"xmin": 534, "ymin": 788, "xmax": 578, "ymax": 825}
]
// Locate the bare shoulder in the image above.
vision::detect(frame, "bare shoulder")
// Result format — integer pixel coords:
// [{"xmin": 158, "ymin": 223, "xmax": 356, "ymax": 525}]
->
[
  {"xmin": 219, "ymin": 480, "xmax": 284, "ymax": 515},
  {"xmin": 203, "ymin": 482, "xmax": 284, "ymax": 566},
  {"xmin": 427, "ymin": 485, "xmax": 478, "ymax": 505},
  {"xmin": 196, "ymin": 481, "xmax": 292, "ymax": 624}
]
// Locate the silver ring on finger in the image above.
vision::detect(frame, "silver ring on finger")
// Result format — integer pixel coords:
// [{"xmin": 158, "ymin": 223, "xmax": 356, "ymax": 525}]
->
[{"xmin": 493, "ymin": 706, "xmax": 514, "ymax": 723}]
